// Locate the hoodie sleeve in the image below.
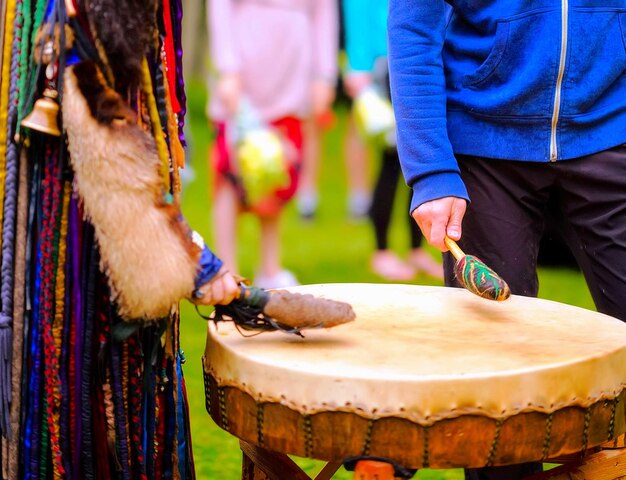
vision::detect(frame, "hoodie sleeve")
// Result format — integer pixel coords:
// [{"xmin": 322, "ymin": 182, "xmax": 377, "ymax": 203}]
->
[
  {"xmin": 387, "ymin": 0, "xmax": 468, "ymax": 213},
  {"xmin": 193, "ymin": 239, "xmax": 224, "ymax": 291}
]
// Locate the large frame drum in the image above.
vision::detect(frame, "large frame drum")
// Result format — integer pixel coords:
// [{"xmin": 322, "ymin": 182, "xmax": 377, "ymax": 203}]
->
[{"xmin": 203, "ymin": 284, "xmax": 626, "ymax": 469}]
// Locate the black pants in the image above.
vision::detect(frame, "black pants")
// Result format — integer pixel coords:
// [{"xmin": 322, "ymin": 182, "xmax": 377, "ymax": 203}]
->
[
  {"xmin": 443, "ymin": 146, "xmax": 626, "ymax": 479},
  {"xmin": 370, "ymin": 148, "xmax": 422, "ymax": 250}
]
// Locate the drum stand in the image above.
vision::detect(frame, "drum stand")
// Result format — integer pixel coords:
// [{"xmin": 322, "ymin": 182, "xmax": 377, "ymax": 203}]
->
[
  {"xmin": 523, "ymin": 435, "xmax": 626, "ymax": 480},
  {"xmin": 240, "ymin": 437, "xmax": 626, "ymax": 480},
  {"xmin": 240, "ymin": 441, "xmax": 415, "ymax": 480},
  {"xmin": 240, "ymin": 441, "xmax": 342, "ymax": 480}
]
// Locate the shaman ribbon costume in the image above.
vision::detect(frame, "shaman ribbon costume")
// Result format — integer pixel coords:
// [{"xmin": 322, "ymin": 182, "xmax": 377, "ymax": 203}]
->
[{"xmin": 0, "ymin": 0, "xmax": 224, "ymax": 478}]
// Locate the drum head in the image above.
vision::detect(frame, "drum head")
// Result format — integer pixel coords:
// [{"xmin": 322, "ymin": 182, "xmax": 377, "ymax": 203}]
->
[{"xmin": 204, "ymin": 284, "xmax": 626, "ymax": 467}]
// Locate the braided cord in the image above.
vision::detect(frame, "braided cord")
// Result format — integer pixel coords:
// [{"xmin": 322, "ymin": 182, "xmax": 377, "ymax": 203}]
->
[
  {"xmin": 23, "ymin": 155, "xmax": 43, "ymax": 478},
  {"xmin": 0, "ymin": 0, "xmax": 17, "ymax": 244},
  {"xmin": 102, "ymin": 372, "xmax": 119, "ymax": 470},
  {"xmin": 67, "ymin": 194, "xmax": 80, "ymax": 473},
  {"xmin": 155, "ymin": 386, "xmax": 165, "ymax": 479},
  {"xmin": 18, "ymin": 0, "xmax": 46, "ymax": 126},
  {"xmin": 0, "ymin": 0, "xmax": 24, "ymax": 438},
  {"xmin": 121, "ymin": 340, "xmax": 131, "ymax": 466},
  {"xmin": 15, "ymin": 0, "xmax": 30, "ymax": 126},
  {"xmin": 160, "ymin": 50, "xmax": 184, "ymax": 194},
  {"xmin": 111, "ymin": 330, "xmax": 132, "ymax": 480},
  {"xmin": 7, "ymin": 144, "xmax": 29, "ymax": 480},
  {"xmin": 171, "ymin": 0, "xmax": 187, "ymax": 146},
  {"xmin": 0, "ymin": 0, "xmax": 7, "ymax": 60},
  {"xmin": 40, "ymin": 144, "xmax": 64, "ymax": 476},
  {"xmin": 29, "ymin": 144, "xmax": 51, "ymax": 479},
  {"xmin": 49, "ymin": 180, "xmax": 70, "ymax": 480},
  {"xmin": 29, "ymin": 0, "xmax": 45, "ymax": 51},
  {"xmin": 128, "ymin": 333, "xmax": 148, "ymax": 480}
]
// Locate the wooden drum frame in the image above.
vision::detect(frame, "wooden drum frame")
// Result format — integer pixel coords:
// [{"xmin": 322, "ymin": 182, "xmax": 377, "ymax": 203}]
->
[{"xmin": 202, "ymin": 284, "xmax": 626, "ymax": 470}]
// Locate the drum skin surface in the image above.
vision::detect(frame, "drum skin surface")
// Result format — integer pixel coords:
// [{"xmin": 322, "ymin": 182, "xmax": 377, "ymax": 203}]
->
[{"xmin": 203, "ymin": 284, "xmax": 626, "ymax": 468}]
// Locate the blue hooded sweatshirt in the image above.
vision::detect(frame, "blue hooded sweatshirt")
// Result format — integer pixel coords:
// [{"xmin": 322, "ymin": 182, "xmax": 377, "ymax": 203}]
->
[{"xmin": 388, "ymin": 1, "xmax": 626, "ymax": 213}]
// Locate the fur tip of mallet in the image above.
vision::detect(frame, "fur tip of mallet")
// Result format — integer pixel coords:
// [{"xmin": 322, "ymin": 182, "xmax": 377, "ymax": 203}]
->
[{"xmin": 263, "ymin": 290, "xmax": 356, "ymax": 330}]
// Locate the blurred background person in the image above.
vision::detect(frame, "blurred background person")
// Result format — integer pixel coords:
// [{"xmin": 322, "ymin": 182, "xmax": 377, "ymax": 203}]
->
[
  {"xmin": 207, "ymin": 0, "xmax": 338, "ymax": 289},
  {"xmin": 343, "ymin": 109, "xmax": 372, "ymax": 221},
  {"xmin": 342, "ymin": 0, "xmax": 443, "ymax": 281},
  {"xmin": 296, "ymin": 111, "xmax": 336, "ymax": 220},
  {"xmin": 296, "ymin": 0, "xmax": 371, "ymax": 222},
  {"xmin": 339, "ymin": 0, "xmax": 373, "ymax": 222}
]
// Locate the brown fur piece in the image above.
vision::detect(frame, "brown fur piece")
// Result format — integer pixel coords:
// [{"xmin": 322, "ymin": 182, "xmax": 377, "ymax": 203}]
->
[
  {"xmin": 62, "ymin": 62, "xmax": 199, "ymax": 321},
  {"xmin": 81, "ymin": 0, "xmax": 157, "ymax": 91},
  {"xmin": 71, "ymin": 62, "xmax": 136, "ymax": 124}
]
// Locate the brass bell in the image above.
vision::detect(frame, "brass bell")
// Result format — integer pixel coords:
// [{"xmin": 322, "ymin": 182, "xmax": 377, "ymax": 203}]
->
[{"xmin": 21, "ymin": 88, "xmax": 61, "ymax": 137}]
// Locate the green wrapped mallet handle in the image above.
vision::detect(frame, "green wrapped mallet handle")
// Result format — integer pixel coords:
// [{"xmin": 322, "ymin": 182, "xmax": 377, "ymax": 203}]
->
[
  {"xmin": 444, "ymin": 236, "xmax": 511, "ymax": 301},
  {"xmin": 238, "ymin": 285, "xmax": 271, "ymax": 309}
]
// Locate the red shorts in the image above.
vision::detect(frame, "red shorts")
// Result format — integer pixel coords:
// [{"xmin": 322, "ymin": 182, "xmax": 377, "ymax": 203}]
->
[{"xmin": 213, "ymin": 116, "xmax": 303, "ymax": 209}]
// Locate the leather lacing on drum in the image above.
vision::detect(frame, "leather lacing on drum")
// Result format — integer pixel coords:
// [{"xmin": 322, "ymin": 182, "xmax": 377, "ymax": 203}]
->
[
  {"xmin": 583, "ymin": 408, "xmax": 592, "ymax": 453},
  {"xmin": 202, "ymin": 369, "xmax": 626, "ymax": 468},
  {"xmin": 609, "ymin": 397, "xmax": 619, "ymax": 440},
  {"xmin": 362, "ymin": 419, "xmax": 374, "ymax": 456},
  {"xmin": 218, "ymin": 387, "xmax": 230, "ymax": 432},
  {"xmin": 203, "ymin": 361, "xmax": 211, "ymax": 415},
  {"xmin": 541, "ymin": 413, "xmax": 554, "ymax": 460},
  {"xmin": 486, "ymin": 419, "xmax": 504, "ymax": 467},
  {"xmin": 257, "ymin": 404, "xmax": 265, "ymax": 447},
  {"xmin": 303, "ymin": 416, "xmax": 313, "ymax": 458},
  {"xmin": 422, "ymin": 427, "xmax": 430, "ymax": 468}
]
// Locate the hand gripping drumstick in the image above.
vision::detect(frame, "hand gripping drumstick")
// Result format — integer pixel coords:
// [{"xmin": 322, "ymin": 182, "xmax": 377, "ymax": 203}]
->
[
  {"xmin": 444, "ymin": 236, "xmax": 511, "ymax": 301},
  {"xmin": 211, "ymin": 284, "xmax": 356, "ymax": 335}
]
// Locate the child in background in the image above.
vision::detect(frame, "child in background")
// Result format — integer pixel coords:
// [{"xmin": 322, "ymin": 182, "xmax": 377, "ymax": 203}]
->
[
  {"xmin": 207, "ymin": 0, "xmax": 338, "ymax": 288},
  {"xmin": 296, "ymin": 0, "xmax": 371, "ymax": 222},
  {"xmin": 343, "ymin": 0, "xmax": 443, "ymax": 281}
]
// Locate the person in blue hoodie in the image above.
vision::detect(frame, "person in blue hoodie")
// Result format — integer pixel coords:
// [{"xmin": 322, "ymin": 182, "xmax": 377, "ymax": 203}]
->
[{"xmin": 388, "ymin": 2, "xmax": 626, "ymax": 480}]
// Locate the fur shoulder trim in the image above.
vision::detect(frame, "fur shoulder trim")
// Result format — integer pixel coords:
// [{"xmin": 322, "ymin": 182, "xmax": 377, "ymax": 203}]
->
[{"xmin": 62, "ymin": 62, "xmax": 200, "ymax": 321}]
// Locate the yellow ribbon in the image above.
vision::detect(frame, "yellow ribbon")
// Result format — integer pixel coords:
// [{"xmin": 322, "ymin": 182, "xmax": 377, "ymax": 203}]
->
[
  {"xmin": 160, "ymin": 50, "xmax": 185, "ymax": 196},
  {"xmin": 141, "ymin": 58, "xmax": 171, "ymax": 193}
]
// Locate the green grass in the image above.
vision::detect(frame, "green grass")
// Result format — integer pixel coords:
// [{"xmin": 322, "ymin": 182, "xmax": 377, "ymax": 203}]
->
[{"xmin": 178, "ymin": 80, "xmax": 595, "ymax": 479}]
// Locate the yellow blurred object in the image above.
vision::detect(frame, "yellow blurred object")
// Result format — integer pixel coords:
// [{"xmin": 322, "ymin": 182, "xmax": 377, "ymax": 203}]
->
[
  {"xmin": 237, "ymin": 128, "xmax": 290, "ymax": 207},
  {"xmin": 353, "ymin": 86, "xmax": 395, "ymax": 146}
]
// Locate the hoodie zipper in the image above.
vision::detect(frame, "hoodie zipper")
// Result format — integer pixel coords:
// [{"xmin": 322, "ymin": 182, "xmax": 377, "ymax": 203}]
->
[{"xmin": 550, "ymin": 0, "xmax": 569, "ymax": 161}]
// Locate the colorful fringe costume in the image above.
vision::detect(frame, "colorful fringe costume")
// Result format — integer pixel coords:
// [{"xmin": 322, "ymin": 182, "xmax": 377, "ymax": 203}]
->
[{"xmin": 0, "ymin": 0, "xmax": 213, "ymax": 478}]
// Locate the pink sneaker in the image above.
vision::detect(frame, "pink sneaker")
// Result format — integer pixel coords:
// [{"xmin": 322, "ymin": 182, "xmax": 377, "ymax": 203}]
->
[{"xmin": 255, "ymin": 270, "xmax": 300, "ymax": 290}]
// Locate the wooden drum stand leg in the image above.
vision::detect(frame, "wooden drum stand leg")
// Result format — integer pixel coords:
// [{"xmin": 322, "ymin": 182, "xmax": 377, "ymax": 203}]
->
[
  {"xmin": 522, "ymin": 435, "xmax": 626, "ymax": 480},
  {"xmin": 239, "ymin": 441, "xmax": 342, "ymax": 480}
]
